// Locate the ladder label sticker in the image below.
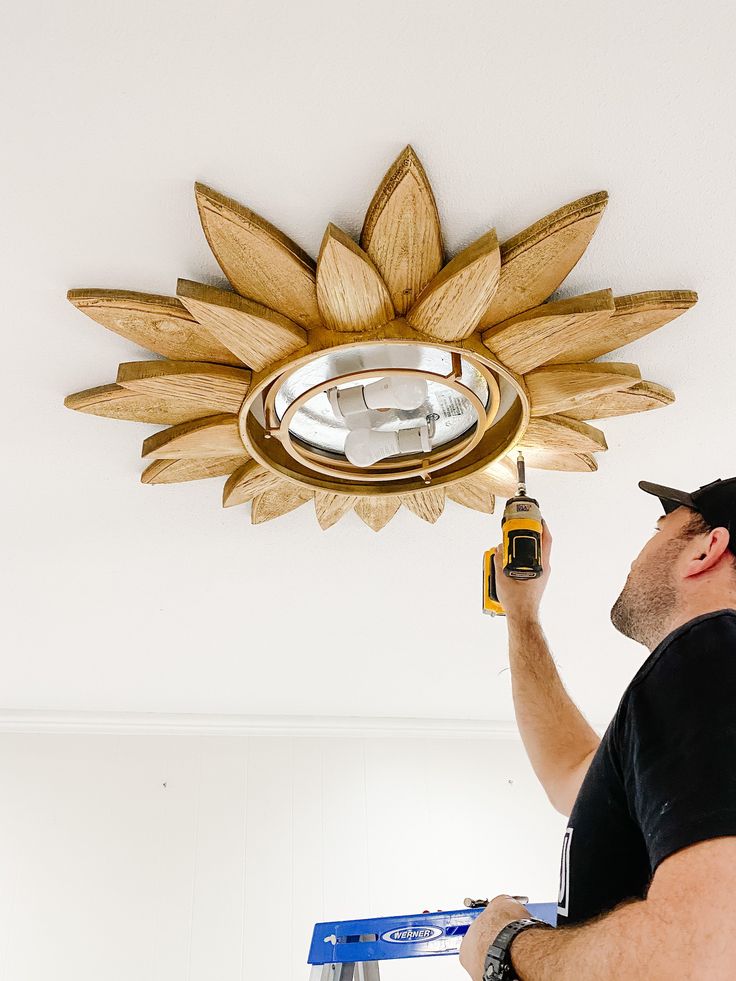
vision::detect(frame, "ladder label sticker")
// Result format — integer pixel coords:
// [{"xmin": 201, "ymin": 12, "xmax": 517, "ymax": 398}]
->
[{"xmin": 381, "ymin": 927, "xmax": 444, "ymax": 944}]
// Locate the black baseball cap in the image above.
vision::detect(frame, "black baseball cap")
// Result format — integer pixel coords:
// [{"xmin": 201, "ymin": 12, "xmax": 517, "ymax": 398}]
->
[{"xmin": 638, "ymin": 476, "xmax": 736, "ymax": 556}]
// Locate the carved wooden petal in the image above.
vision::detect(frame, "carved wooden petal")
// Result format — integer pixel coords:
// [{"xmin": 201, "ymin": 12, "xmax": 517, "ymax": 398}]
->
[
  {"xmin": 406, "ymin": 229, "xmax": 500, "ymax": 342},
  {"xmin": 117, "ymin": 361, "xmax": 251, "ymax": 415},
  {"xmin": 481, "ymin": 289, "xmax": 615, "ymax": 375},
  {"xmin": 354, "ymin": 496, "xmax": 401, "ymax": 532},
  {"xmin": 561, "ymin": 380, "xmax": 675, "ymax": 421},
  {"xmin": 251, "ymin": 484, "xmax": 313, "ymax": 524},
  {"xmin": 544, "ymin": 291, "xmax": 698, "ymax": 366},
  {"xmin": 481, "ymin": 458, "xmax": 519, "ymax": 498},
  {"xmin": 66, "ymin": 290, "xmax": 242, "ymax": 366},
  {"xmin": 510, "ymin": 448, "xmax": 598, "ymax": 472},
  {"xmin": 195, "ymin": 183, "xmax": 321, "ymax": 330},
  {"xmin": 64, "ymin": 384, "xmax": 216, "ymax": 425},
  {"xmin": 141, "ymin": 455, "xmax": 248, "ymax": 484},
  {"xmin": 519, "ymin": 414, "xmax": 607, "ymax": 454},
  {"xmin": 316, "ymin": 224, "xmax": 395, "ymax": 332},
  {"xmin": 446, "ymin": 474, "xmax": 497, "ymax": 514},
  {"xmin": 314, "ymin": 492, "xmax": 358, "ymax": 529},
  {"xmin": 480, "ymin": 192, "xmax": 609, "ymax": 328},
  {"xmin": 524, "ymin": 362, "xmax": 641, "ymax": 417},
  {"xmin": 176, "ymin": 279, "xmax": 307, "ymax": 371},
  {"xmin": 400, "ymin": 488, "xmax": 445, "ymax": 523},
  {"xmin": 223, "ymin": 461, "xmax": 282, "ymax": 508},
  {"xmin": 360, "ymin": 145, "xmax": 444, "ymax": 315},
  {"xmin": 142, "ymin": 414, "xmax": 244, "ymax": 460}
]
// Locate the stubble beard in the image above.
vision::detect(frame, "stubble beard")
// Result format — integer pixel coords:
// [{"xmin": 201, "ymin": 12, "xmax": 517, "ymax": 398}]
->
[{"xmin": 610, "ymin": 540, "xmax": 683, "ymax": 650}]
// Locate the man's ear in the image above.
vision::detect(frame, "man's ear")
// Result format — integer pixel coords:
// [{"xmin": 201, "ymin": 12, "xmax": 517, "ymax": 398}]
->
[{"xmin": 683, "ymin": 527, "xmax": 731, "ymax": 577}]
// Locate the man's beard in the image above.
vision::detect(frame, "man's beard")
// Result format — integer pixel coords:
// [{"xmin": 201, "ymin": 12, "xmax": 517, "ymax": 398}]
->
[{"xmin": 610, "ymin": 540, "xmax": 684, "ymax": 650}]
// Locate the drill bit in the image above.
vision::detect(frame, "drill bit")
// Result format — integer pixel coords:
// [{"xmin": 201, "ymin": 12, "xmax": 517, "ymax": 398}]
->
[{"xmin": 516, "ymin": 449, "xmax": 526, "ymax": 496}]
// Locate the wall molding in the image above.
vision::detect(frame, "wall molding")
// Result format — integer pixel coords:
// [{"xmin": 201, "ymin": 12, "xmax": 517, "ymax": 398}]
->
[{"xmin": 0, "ymin": 710, "xmax": 528, "ymax": 739}]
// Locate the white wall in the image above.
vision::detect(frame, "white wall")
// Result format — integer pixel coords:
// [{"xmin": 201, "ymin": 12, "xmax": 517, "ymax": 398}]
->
[{"xmin": 0, "ymin": 727, "xmax": 566, "ymax": 981}]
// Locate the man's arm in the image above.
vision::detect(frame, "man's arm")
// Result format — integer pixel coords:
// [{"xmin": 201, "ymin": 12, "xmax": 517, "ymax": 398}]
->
[
  {"xmin": 510, "ymin": 836, "xmax": 736, "ymax": 979},
  {"xmin": 507, "ymin": 615, "xmax": 599, "ymax": 816},
  {"xmin": 491, "ymin": 520, "xmax": 599, "ymax": 816},
  {"xmin": 459, "ymin": 837, "xmax": 736, "ymax": 980}
]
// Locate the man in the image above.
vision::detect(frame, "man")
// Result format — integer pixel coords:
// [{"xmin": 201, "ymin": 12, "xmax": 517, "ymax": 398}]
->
[{"xmin": 459, "ymin": 476, "xmax": 736, "ymax": 980}]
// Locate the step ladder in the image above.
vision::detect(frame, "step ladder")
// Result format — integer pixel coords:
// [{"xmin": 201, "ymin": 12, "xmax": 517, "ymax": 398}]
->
[{"xmin": 308, "ymin": 903, "xmax": 556, "ymax": 979}]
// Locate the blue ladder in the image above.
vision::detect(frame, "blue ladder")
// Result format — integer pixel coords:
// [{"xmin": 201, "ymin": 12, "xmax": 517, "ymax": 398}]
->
[{"xmin": 309, "ymin": 903, "xmax": 557, "ymax": 979}]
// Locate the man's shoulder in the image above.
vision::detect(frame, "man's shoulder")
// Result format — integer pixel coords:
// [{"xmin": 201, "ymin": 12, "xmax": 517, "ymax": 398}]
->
[
  {"xmin": 608, "ymin": 609, "xmax": 736, "ymax": 747},
  {"xmin": 630, "ymin": 608, "xmax": 736, "ymax": 691}
]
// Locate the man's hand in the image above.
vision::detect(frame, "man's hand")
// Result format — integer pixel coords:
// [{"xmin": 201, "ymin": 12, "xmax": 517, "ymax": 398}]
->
[
  {"xmin": 459, "ymin": 895, "xmax": 531, "ymax": 981},
  {"xmin": 493, "ymin": 518, "xmax": 552, "ymax": 621},
  {"xmin": 459, "ymin": 840, "xmax": 736, "ymax": 981}
]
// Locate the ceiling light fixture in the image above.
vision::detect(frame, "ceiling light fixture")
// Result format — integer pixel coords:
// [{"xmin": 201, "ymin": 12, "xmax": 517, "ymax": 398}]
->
[{"xmin": 64, "ymin": 146, "xmax": 698, "ymax": 531}]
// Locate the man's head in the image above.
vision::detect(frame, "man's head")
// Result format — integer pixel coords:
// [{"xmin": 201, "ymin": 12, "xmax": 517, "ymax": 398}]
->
[{"xmin": 610, "ymin": 504, "xmax": 736, "ymax": 651}]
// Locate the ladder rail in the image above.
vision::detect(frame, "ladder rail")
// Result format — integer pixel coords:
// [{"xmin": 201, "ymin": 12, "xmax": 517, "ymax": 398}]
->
[{"xmin": 309, "ymin": 903, "xmax": 556, "ymax": 968}]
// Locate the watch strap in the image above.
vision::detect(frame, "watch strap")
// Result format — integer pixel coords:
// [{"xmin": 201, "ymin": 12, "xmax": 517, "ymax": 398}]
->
[{"xmin": 482, "ymin": 917, "xmax": 553, "ymax": 981}]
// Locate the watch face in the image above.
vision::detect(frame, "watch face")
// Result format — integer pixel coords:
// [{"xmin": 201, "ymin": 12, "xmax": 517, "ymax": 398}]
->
[
  {"xmin": 483, "ymin": 964, "xmax": 507, "ymax": 981},
  {"xmin": 482, "ymin": 946, "xmax": 505, "ymax": 981}
]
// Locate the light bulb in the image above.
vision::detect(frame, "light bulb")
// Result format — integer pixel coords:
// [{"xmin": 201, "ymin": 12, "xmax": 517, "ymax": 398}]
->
[
  {"xmin": 344, "ymin": 424, "xmax": 430, "ymax": 467},
  {"xmin": 362, "ymin": 376, "xmax": 427, "ymax": 411},
  {"xmin": 328, "ymin": 376, "xmax": 428, "ymax": 424}
]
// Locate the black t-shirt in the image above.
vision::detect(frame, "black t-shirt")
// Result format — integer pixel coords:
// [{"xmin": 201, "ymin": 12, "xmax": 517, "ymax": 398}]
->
[{"xmin": 557, "ymin": 607, "xmax": 736, "ymax": 926}]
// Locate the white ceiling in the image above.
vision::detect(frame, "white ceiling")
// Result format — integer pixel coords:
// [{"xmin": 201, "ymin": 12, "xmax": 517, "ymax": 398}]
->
[{"xmin": 2, "ymin": 0, "xmax": 734, "ymax": 726}]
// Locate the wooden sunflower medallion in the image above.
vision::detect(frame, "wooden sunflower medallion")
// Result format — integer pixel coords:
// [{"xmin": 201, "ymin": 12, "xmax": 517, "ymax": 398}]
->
[{"xmin": 65, "ymin": 146, "xmax": 697, "ymax": 531}]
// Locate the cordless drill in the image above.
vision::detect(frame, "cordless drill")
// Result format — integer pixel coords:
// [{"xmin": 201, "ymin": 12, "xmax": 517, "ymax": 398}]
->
[{"xmin": 482, "ymin": 450, "xmax": 543, "ymax": 616}]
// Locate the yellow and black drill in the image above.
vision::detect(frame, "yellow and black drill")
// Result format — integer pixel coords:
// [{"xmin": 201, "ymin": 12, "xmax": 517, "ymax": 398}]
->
[{"xmin": 482, "ymin": 450, "xmax": 544, "ymax": 616}]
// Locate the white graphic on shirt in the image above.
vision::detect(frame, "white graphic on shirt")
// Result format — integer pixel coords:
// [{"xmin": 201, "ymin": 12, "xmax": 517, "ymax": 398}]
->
[{"xmin": 557, "ymin": 827, "xmax": 574, "ymax": 917}]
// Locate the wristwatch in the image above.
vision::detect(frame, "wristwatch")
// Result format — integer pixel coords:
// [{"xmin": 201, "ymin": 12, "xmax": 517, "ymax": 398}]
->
[{"xmin": 482, "ymin": 918, "xmax": 553, "ymax": 980}]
